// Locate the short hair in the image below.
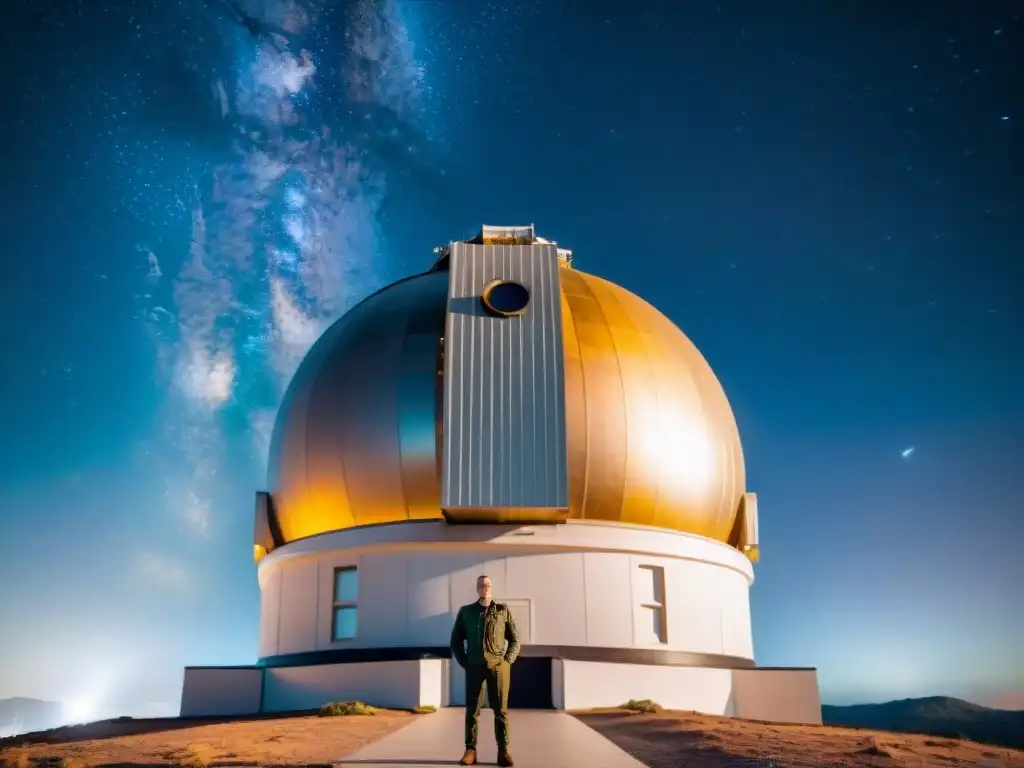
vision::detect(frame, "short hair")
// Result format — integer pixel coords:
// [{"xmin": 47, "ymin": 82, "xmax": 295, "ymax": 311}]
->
[{"xmin": 477, "ymin": 574, "xmax": 491, "ymax": 584}]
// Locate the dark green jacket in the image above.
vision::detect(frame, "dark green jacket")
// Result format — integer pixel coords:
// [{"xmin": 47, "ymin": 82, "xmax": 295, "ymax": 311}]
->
[{"xmin": 450, "ymin": 600, "xmax": 521, "ymax": 669}]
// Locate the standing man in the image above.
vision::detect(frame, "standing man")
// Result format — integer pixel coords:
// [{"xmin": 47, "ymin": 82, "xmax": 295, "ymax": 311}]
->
[{"xmin": 450, "ymin": 574, "xmax": 520, "ymax": 767}]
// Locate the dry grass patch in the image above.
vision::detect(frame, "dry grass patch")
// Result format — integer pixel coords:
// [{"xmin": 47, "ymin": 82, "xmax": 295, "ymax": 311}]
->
[
  {"xmin": 618, "ymin": 699, "xmax": 662, "ymax": 714},
  {"xmin": 318, "ymin": 700, "xmax": 378, "ymax": 717}
]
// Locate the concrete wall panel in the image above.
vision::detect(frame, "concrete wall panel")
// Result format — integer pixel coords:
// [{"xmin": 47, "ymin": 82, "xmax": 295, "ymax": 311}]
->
[
  {"xmin": 731, "ymin": 668, "xmax": 822, "ymax": 724},
  {"xmin": 180, "ymin": 668, "xmax": 262, "ymax": 717},
  {"xmin": 561, "ymin": 660, "xmax": 734, "ymax": 714},
  {"xmin": 277, "ymin": 557, "xmax": 318, "ymax": 655},
  {"xmin": 263, "ymin": 660, "xmax": 421, "ymax": 711}
]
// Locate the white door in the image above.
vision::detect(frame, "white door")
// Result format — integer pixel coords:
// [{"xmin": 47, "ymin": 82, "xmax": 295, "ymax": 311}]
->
[{"xmin": 503, "ymin": 598, "xmax": 532, "ymax": 644}]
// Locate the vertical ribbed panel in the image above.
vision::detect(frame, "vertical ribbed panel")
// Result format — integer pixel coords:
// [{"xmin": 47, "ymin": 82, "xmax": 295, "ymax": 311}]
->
[{"xmin": 441, "ymin": 242, "xmax": 569, "ymax": 519}]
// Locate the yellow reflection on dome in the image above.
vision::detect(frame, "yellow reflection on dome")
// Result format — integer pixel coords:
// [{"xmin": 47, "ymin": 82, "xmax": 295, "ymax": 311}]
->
[
  {"xmin": 277, "ymin": 486, "xmax": 355, "ymax": 542},
  {"xmin": 560, "ymin": 268, "xmax": 744, "ymax": 542}
]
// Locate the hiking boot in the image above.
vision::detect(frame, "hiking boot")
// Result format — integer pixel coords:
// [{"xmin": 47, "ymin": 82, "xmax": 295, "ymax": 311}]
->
[
  {"xmin": 459, "ymin": 747, "xmax": 477, "ymax": 765},
  {"xmin": 498, "ymin": 750, "xmax": 514, "ymax": 767}
]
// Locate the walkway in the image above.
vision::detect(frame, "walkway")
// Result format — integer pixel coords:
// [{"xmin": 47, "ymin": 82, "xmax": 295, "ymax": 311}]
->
[{"xmin": 338, "ymin": 707, "xmax": 648, "ymax": 767}]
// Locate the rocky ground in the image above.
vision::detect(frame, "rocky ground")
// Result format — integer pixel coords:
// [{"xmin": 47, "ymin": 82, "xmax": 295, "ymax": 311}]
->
[
  {"xmin": 575, "ymin": 708, "xmax": 1024, "ymax": 768},
  {"xmin": 0, "ymin": 710, "xmax": 412, "ymax": 767},
  {"xmin": 3, "ymin": 707, "xmax": 1023, "ymax": 767}
]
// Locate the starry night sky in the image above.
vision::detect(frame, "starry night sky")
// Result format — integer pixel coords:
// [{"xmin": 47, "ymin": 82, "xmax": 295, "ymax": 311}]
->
[{"xmin": 1, "ymin": 0, "xmax": 1021, "ymax": 720}]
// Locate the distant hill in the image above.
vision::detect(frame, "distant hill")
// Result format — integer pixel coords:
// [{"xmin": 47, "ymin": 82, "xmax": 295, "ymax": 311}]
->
[
  {"xmin": 0, "ymin": 698, "xmax": 63, "ymax": 738},
  {"xmin": 822, "ymin": 696, "xmax": 1024, "ymax": 750}
]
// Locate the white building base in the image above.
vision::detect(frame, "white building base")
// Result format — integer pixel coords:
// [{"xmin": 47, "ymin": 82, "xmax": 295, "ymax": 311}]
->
[
  {"xmin": 181, "ymin": 658, "xmax": 821, "ymax": 725},
  {"xmin": 182, "ymin": 520, "xmax": 820, "ymax": 725},
  {"xmin": 180, "ymin": 659, "xmax": 447, "ymax": 718}
]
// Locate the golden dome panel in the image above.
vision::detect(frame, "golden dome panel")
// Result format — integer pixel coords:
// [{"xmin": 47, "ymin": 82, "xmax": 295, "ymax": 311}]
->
[{"xmin": 266, "ymin": 265, "xmax": 746, "ymax": 548}]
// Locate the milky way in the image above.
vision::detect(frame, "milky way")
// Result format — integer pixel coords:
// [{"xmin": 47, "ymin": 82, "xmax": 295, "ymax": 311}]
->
[{"xmin": 138, "ymin": 0, "xmax": 431, "ymax": 537}]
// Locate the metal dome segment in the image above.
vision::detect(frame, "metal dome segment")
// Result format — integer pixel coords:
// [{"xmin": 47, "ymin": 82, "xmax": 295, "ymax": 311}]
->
[
  {"xmin": 440, "ymin": 239, "xmax": 570, "ymax": 524},
  {"xmin": 560, "ymin": 268, "xmax": 747, "ymax": 542},
  {"xmin": 266, "ymin": 271, "xmax": 449, "ymax": 543}
]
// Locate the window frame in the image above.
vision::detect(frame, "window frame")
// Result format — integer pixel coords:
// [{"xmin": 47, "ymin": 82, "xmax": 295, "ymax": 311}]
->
[
  {"xmin": 637, "ymin": 564, "xmax": 668, "ymax": 644},
  {"xmin": 331, "ymin": 565, "xmax": 359, "ymax": 642}
]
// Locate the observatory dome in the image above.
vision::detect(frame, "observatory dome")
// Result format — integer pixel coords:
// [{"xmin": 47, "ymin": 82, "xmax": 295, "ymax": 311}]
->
[{"xmin": 265, "ymin": 263, "xmax": 747, "ymax": 547}]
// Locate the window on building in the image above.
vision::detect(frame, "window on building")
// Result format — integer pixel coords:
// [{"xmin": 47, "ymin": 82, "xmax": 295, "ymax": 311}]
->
[
  {"xmin": 637, "ymin": 565, "xmax": 667, "ymax": 644},
  {"xmin": 332, "ymin": 566, "xmax": 358, "ymax": 641}
]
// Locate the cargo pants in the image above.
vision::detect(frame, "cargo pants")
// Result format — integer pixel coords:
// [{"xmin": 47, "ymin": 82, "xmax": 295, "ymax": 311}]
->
[{"xmin": 464, "ymin": 660, "xmax": 511, "ymax": 750}]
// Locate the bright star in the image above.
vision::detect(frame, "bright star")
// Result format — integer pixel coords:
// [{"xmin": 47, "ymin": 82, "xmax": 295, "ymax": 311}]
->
[{"xmin": 901, "ymin": 447, "xmax": 915, "ymax": 458}]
